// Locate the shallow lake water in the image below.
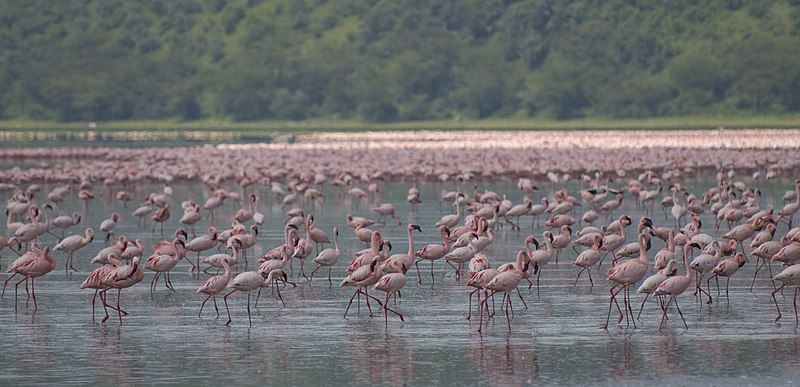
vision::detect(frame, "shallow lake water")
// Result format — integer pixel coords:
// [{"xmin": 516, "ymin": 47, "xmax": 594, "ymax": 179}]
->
[{"xmin": 1, "ymin": 179, "xmax": 799, "ymax": 385}]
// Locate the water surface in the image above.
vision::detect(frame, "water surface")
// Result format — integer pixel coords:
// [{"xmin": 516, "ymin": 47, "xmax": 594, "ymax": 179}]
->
[{"xmin": 1, "ymin": 180, "xmax": 798, "ymax": 385}]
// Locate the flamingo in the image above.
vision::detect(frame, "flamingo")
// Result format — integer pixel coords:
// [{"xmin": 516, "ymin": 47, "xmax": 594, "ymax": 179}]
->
[
  {"xmin": 310, "ymin": 227, "xmax": 341, "ymax": 285},
  {"xmin": 183, "ymin": 227, "xmax": 219, "ymax": 273},
  {"xmin": 145, "ymin": 238, "xmax": 188, "ymax": 294},
  {"xmin": 54, "ymin": 228, "xmax": 94, "ymax": 272},
  {"xmin": 151, "ymin": 204, "xmax": 171, "ymax": 235},
  {"xmin": 197, "ymin": 258, "xmax": 232, "ymax": 318},
  {"xmin": 341, "ymin": 257, "xmax": 383, "ymax": 318},
  {"xmin": 382, "ymin": 224, "xmax": 422, "ymax": 274},
  {"xmin": 373, "ymin": 264, "xmax": 408, "ymax": 324},
  {"xmin": 465, "ymin": 265, "xmax": 499, "ymax": 321},
  {"xmin": 706, "ymin": 252, "xmax": 747, "ymax": 306},
  {"xmin": 771, "ymin": 264, "xmax": 800, "ymax": 323},
  {"xmin": 573, "ymin": 235, "xmax": 603, "ymax": 286},
  {"xmin": 100, "ymin": 213, "xmax": 119, "ymax": 241},
  {"xmin": 602, "ymin": 233, "xmax": 650, "ymax": 329},
  {"xmin": 636, "ymin": 259, "xmax": 678, "ymax": 318},
  {"xmin": 80, "ymin": 253, "xmax": 124, "ymax": 321},
  {"xmin": 414, "ymin": 226, "xmax": 450, "ymax": 286},
  {"xmin": 3, "ymin": 244, "xmax": 56, "ymax": 311},
  {"xmin": 98, "ymin": 256, "xmax": 144, "ymax": 325},
  {"xmin": 652, "ymin": 243, "xmax": 694, "ymax": 330},
  {"xmin": 291, "ymin": 215, "xmax": 314, "ymax": 280},
  {"xmin": 478, "ymin": 250, "xmax": 530, "ymax": 333},
  {"xmin": 224, "ymin": 269, "xmax": 283, "ymax": 326},
  {"xmin": 374, "ymin": 203, "xmax": 402, "ymax": 225}
]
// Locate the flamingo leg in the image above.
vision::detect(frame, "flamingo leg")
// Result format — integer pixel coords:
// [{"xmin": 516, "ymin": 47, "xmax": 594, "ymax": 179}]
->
[
  {"xmin": 516, "ymin": 287, "xmax": 528, "ymax": 309},
  {"xmin": 637, "ymin": 293, "xmax": 650, "ymax": 319},
  {"xmin": 199, "ymin": 294, "xmax": 212, "ymax": 317},
  {"xmin": 772, "ymin": 284, "xmax": 785, "ymax": 323},
  {"xmin": 91, "ymin": 289, "xmax": 98, "ymax": 321},
  {"xmin": 343, "ymin": 288, "xmax": 358, "ymax": 318},
  {"xmin": 602, "ymin": 284, "xmax": 622, "ymax": 329},
  {"xmin": 658, "ymin": 296, "xmax": 673, "ymax": 331},
  {"xmin": 116, "ymin": 289, "xmax": 123, "ymax": 325},
  {"xmin": 224, "ymin": 289, "xmax": 236, "ymax": 325},
  {"xmin": 2, "ymin": 272, "xmax": 18, "ymax": 298},
  {"xmin": 309, "ymin": 265, "xmax": 321, "ymax": 284},
  {"xmin": 247, "ymin": 292, "xmax": 252, "ymax": 327},
  {"xmin": 14, "ymin": 276, "xmax": 27, "ymax": 312},
  {"xmin": 275, "ymin": 281, "xmax": 286, "ymax": 307},
  {"xmin": 467, "ymin": 288, "xmax": 477, "ymax": 320},
  {"xmin": 30, "ymin": 278, "xmax": 37, "ymax": 311},
  {"xmin": 794, "ymin": 286, "xmax": 799, "ymax": 324},
  {"xmin": 505, "ymin": 292, "xmax": 512, "ymax": 331},
  {"xmin": 750, "ymin": 258, "xmax": 766, "ymax": 292},
  {"xmin": 673, "ymin": 296, "xmax": 688, "ymax": 329},
  {"xmin": 725, "ymin": 277, "xmax": 730, "ymax": 307}
]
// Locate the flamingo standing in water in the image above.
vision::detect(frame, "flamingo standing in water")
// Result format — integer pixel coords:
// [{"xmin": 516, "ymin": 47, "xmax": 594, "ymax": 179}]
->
[
  {"xmin": 310, "ymin": 227, "xmax": 341, "ymax": 285},
  {"xmin": 145, "ymin": 238, "xmax": 188, "ymax": 294},
  {"xmin": 478, "ymin": 250, "xmax": 530, "ymax": 333},
  {"xmin": 636, "ymin": 259, "xmax": 678, "ymax": 318},
  {"xmin": 80, "ymin": 253, "xmax": 124, "ymax": 321},
  {"xmin": 373, "ymin": 264, "xmax": 408, "ymax": 325},
  {"xmin": 652, "ymin": 243, "xmax": 694, "ymax": 330},
  {"xmin": 100, "ymin": 213, "xmax": 119, "ymax": 242},
  {"xmin": 197, "ymin": 258, "xmax": 232, "ymax": 318},
  {"xmin": 706, "ymin": 252, "xmax": 748, "ymax": 306},
  {"xmin": 224, "ymin": 269, "xmax": 286, "ymax": 326},
  {"xmin": 771, "ymin": 264, "xmax": 800, "ymax": 323},
  {"xmin": 341, "ymin": 257, "xmax": 383, "ymax": 318},
  {"xmin": 99, "ymin": 256, "xmax": 144, "ymax": 325},
  {"xmin": 3, "ymin": 244, "xmax": 57, "ymax": 311},
  {"xmin": 54, "ymin": 228, "xmax": 94, "ymax": 272},
  {"xmin": 151, "ymin": 204, "xmax": 171, "ymax": 235},
  {"xmin": 465, "ymin": 266, "xmax": 499, "ymax": 321},
  {"xmin": 414, "ymin": 226, "xmax": 450, "ymax": 288},
  {"xmin": 603, "ymin": 233, "xmax": 650, "ymax": 329}
]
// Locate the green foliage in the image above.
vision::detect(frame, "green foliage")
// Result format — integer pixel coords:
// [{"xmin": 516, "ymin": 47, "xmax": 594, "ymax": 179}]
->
[{"xmin": 2, "ymin": 0, "xmax": 800, "ymax": 122}]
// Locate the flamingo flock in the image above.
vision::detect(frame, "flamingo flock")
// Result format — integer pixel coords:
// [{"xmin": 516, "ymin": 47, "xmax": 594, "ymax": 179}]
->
[{"xmin": 1, "ymin": 138, "xmax": 800, "ymax": 335}]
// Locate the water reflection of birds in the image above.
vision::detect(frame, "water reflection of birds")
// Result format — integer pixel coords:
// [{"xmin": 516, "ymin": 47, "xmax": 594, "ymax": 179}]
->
[{"xmin": 469, "ymin": 336, "xmax": 538, "ymax": 385}]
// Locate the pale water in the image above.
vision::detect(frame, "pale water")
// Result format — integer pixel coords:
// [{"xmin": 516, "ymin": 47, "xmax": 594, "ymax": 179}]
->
[{"xmin": 1, "ymin": 180, "xmax": 799, "ymax": 385}]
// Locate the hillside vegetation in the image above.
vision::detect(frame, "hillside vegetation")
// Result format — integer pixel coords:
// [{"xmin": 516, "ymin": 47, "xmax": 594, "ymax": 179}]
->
[{"xmin": 2, "ymin": 0, "xmax": 800, "ymax": 123}]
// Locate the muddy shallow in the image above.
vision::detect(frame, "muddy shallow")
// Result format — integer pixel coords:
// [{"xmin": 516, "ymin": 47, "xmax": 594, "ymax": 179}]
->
[{"xmin": 1, "ymin": 180, "xmax": 799, "ymax": 385}]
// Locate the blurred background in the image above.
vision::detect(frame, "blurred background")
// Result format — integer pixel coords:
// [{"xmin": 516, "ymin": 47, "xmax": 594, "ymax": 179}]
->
[{"xmin": 1, "ymin": 0, "xmax": 799, "ymax": 130}]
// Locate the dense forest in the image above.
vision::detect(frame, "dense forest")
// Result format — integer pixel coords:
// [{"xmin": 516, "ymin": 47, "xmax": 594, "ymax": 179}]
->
[{"xmin": 1, "ymin": 0, "xmax": 800, "ymax": 122}]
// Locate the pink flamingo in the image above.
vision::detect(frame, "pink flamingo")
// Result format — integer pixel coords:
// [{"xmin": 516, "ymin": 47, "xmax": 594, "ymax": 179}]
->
[
  {"xmin": 197, "ymin": 258, "xmax": 232, "ymax": 318},
  {"xmin": 80, "ymin": 252, "xmax": 124, "ymax": 321},
  {"xmin": 478, "ymin": 250, "xmax": 530, "ymax": 333},
  {"xmin": 652, "ymin": 243, "xmax": 694, "ymax": 330},
  {"xmin": 3, "ymin": 244, "xmax": 56, "ymax": 311},
  {"xmin": 99, "ymin": 256, "xmax": 145, "ymax": 324},
  {"xmin": 145, "ymin": 238, "xmax": 188, "ymax": 294},
  {"xmin": 151, "ymin": 204, "xmax": 171, "ymax": 235},
  {"xmin": 225, "ymin": 269, "xmax": 286, "ymax": 326},
  {"xmin": 341, "ymin": 257, "xmax": 383, "ymax": 318},
  {"xmin": 603, "ymin": 232, "xmax": 650, "ymax": 329},
  {"xmin": 771, "ymin": 264, "xmax": 800, "ymax": 323},
  {"xmin": 414, "ymin": 226, "xmax": 450, "ymax": 286},
  {"xmin": 465, "ymin": 266, "xmax": 499, "ymax": 321},
  {"xmin": 373, "ymin": 264, "xmax": 407, "ymax": 325},
  {"xmin": 706, "ymin": 252, "xmax": 747, "ymax": 306}
]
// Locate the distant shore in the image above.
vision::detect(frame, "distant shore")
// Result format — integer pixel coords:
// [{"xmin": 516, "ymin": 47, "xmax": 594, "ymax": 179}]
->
[{"xmin": 2, "ymin": 116, "xmax": 800, "ymax": 136}]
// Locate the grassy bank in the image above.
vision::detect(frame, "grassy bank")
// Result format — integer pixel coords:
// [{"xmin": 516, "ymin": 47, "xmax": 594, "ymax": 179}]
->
[{"xmin": 2, "ymin": 115, "xmax": 800, "ymax": 135}]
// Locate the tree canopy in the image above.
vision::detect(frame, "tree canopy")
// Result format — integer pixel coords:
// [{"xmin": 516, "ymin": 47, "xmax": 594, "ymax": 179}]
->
[{"xmin": 2, "ymin": 0, "xmax": 800, "ymax": 122}]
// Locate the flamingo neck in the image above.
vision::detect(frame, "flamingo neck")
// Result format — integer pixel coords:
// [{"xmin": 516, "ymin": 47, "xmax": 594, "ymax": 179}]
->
[
  {"xmin": 333, "ymin": 232, "xmax": 340, "ymax": 252},
  {"xmin": 407, "ymin": 228, "xmax": 414, "ymax": 256}
]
